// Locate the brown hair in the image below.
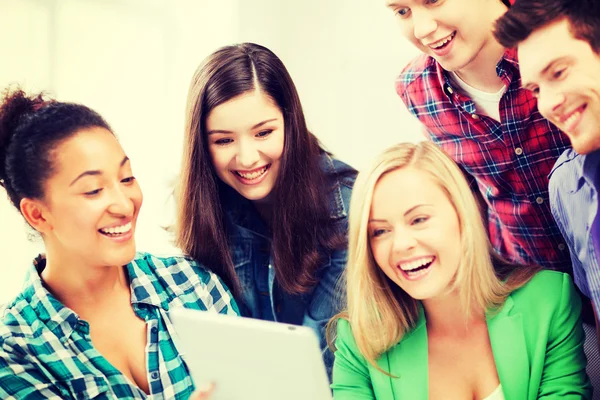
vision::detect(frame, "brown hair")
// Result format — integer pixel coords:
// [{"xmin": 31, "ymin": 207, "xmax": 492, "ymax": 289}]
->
[
  {"xmin": 177, "ymin": 43, "xmax": 349, "ymax": 299},
  {"xmin": 494, "ymin": 0, "xmax": 600, "ymax": 52}
]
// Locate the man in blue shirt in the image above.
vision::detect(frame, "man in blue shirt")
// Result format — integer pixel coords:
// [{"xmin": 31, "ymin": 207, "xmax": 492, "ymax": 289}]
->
[{"xmin": 494, "ymin": 0, "xmax": 600, "ymax": 324}]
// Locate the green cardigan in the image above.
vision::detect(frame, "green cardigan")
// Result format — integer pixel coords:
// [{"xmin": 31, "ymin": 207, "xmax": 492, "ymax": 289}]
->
[{"xmin": 332, "ymin": 271, "xmax": 591, "ymax": 399}]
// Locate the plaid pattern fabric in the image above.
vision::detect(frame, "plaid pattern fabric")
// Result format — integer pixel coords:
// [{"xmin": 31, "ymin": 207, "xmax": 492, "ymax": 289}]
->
[
  {"xmin": 396, "ymin": 50, "xmax": 572, "ymax": 271},
  {"xmin": 0, "ymin": 252, "xmax": 239, "ymax": 399}
]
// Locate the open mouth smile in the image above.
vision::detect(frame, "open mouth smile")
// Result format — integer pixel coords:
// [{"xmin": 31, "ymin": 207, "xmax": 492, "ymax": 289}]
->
[{"xmin": 397, "ymin": 256, "xmax": 435, "ymax": 280}]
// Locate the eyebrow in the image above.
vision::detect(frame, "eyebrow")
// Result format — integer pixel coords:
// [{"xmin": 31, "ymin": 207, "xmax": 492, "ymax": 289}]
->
[
  {"xmin": 69, "ymin": 156, "xmax": 130, "ymax": 186},
  {"xmin": 207, "ymin": 118, "xmax": 279, "ymax": 135},
  {"xmin": 368, "ymin": 204, "xmax": 432, "ymax": 223}
]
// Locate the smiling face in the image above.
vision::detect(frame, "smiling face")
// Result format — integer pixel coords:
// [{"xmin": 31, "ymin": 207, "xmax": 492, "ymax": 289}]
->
[
  {"xmin": 38, "ymin": 127, "xmax": 143, "ymax": 268},
  {"xmin": 519, "ymin": 18, "xmax": 600, "ymax": 155},
  {"xmin": 368, "ymin": 166, "xmax": 462, "ymax": 301},
  {"xmin": 385, "ymin": 0, "xmax": 507, "ymax": 73},
  {"xmin": 206, "ymin": 89, "xmax": 285, "ymax": 203}
]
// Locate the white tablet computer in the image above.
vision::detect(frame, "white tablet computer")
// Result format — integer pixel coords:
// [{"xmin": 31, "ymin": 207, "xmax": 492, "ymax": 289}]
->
[{"xmin": 170, "ymin": 307, "xmax": 332, "ymax": 400}]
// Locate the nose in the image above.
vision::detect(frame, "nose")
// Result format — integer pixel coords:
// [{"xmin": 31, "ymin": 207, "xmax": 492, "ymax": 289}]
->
[
  {"xmin": 412, "ymin": 9, "xmax": 438, "ymax": 41},
  {"xmin": 391, "ymin": 227, "xmax": 417, "ymax": 256},
  {"xmin": 108, "ymin": 185, "xmax": 135, "ymax": 216},
  {"xmin": 537, "ymin": 87, "xmax": 566, "ymax": 121},
  {"xmin": 236, "ymin": 138, "xmax": 260, "ymax": 169}
]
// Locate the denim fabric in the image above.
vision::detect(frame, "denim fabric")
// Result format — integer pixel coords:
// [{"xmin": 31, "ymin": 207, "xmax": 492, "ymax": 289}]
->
[{"xmin": 222, "ymin": 152, "xmax": 355, "ymax": 377}]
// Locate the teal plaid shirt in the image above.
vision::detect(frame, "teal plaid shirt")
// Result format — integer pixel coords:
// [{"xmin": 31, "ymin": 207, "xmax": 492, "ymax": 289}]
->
[{"xmin": 0, "ymin": 252, "xmax": 239, "ymax": 399}]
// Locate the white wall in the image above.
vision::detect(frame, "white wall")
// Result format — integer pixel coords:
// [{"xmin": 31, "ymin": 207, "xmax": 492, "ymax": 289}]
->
[{"xmin": 0, "ymin": 0, "xmax": 423, "ymax": 303}]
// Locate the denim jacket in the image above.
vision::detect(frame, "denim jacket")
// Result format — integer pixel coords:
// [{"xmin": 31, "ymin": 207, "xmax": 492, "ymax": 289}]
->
[{"xmin": 221, "ymin": 153, "xmax": 355, "ymax": 375}]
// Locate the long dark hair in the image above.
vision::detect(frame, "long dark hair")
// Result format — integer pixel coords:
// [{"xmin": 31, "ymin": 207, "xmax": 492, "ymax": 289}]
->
[{"xmin": 177, "ymin": 43, "xmax": 344, "ymax": 299}]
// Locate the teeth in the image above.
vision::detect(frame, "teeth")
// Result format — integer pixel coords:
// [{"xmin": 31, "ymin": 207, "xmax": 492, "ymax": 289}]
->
[
  {"xmin": 236, "ymin": 166, "xmax": 268, "ymax": 180},
  {"xmin": 100, "ymin": 222, "xmax": 131, "ymax": 235},
  {"xmin": 399, "ymin": 256, "xmax": 434, "ymax": 271},
  {"xmin": 430, "ymin": 33, "xmax": 455, "ymax": 49},
  {"xmin": 563, "ymin": 111, "xmax": 581, "ymax": 128}
]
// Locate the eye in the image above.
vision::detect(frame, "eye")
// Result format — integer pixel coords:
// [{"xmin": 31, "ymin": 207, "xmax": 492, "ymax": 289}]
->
[
  {"xmin": 214, "ymin": 138, "xmax": 233, "ymax": 146},
  {"xmin": 396, "ymin": 7, "xmax": 410, "ymax": 17},
  {"xmin": 411, "ymin": 216, "xmax": 429, "ymax": 225},
  {"xmin": 552, "ymin": 67, "xmax": 567, "ymax": 79},
  {"xmin": 256, "ymin": 129, "xmax": 273, "ymax": 138},
  {"xmin": 84, "ymin": 188, "xmax": 103, "ymax": 196},
  {"xmin": 427, "ymin": 0, "xmax": 440, "ymax": 3},
  {"xmin": 371, "ymin": 228, "xmax": 388, "ymax": 238},
  {"xmin": 121, "ymin": 176, "xmax": 136, "ymax": 184}
]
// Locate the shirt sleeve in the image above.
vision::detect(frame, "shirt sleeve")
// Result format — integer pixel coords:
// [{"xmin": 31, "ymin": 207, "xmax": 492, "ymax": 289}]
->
[
  {"xmin": 330, "ymin": 319, "xmax": 375, "ymax": 400},
  {"xmin": 194, "ymin": 264, "xmax": 241, "ymax": 316},
  {"xmin": 538, "ymin": 273, "xmax": 592, "ymax": 398},
  {"xmin": 0, "ymin": 343, "xmax": 66, "ymax": 399}
]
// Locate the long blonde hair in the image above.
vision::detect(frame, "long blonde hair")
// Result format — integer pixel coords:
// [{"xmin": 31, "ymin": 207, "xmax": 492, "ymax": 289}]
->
[{"xmin": 331, "ymin": 142, "xmax": 540, "ymax": 369}]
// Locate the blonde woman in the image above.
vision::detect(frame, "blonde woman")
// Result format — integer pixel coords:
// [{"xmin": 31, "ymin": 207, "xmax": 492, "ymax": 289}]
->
[{"xmin": 330, "ymin": 142, "xmax": 591, "ymax": 399}]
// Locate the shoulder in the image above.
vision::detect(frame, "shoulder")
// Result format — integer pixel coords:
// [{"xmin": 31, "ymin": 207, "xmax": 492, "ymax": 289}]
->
[
  {"xmin": 395, "ymin": 54, "xmax": 438, "ymax": 101},
  {"xmin": 130, "ymin": 251, "xmax": 215, "ymax": 285},
  {"xmin": 129, "ymin": 252, "xmax": 237, "ymax": 312},
  {"xmin": 509, "ymin": 270, "xmax": 576, "ymax": 314},
  {"xmin": 0, "ymin": 295, "xmax": 33, "ymax": 340},
  {"xmin": 548, "ymin": 148, "xmax": 580, "ymax": 185}
]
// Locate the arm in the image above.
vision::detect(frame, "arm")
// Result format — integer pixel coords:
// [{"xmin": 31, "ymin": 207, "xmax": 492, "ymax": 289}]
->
[
  {"xmin": 0, "ymin": 345, "xmax": 67, "ymax": 399},
  {"xmin": 538, "ymin": 274, "xmax": 592, "ymax": 398},
  {"xmin": 330, "ymin": 319, "xmax": 375, "ymax": 400}
]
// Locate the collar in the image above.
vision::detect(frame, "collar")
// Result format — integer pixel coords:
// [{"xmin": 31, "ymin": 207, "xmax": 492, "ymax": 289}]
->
[
  {"xmin": 549, "ymin": 149, "xmax": 600, "ymax": 194},
  {"xmin": 20, "ymin": 254, "xmax": 166, "ymax": 343},
  {"xmin": 20, "ymin": 255, "xmax": 83, "ymax": 343},
  {"xmin": 436, "ymin": 48, "xmax": 517, "ymax": 112}
]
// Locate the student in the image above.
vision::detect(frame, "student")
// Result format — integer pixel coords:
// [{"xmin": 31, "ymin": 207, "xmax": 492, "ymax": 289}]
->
[
  {"xmin": 330, "ymin": 141, "xmax": 591, "ymax": 399},
  {"xmin": 494, "ymin": 0, "xmax": 600, "ymax": 323},
  {"xmin": 0, "ymin": 89, "xmax": 238, "ymax": 399},
  {"xmin": 386, "ymin": 0, "xmax": 571, "ymax": 271},
  {"xmin": 176, "ymin": 43, "xmax": 355, "ymax": 374}
]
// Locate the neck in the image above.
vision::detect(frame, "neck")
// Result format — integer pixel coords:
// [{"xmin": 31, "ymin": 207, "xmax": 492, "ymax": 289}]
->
[
  {"xmin": 452, "ymin": 3, "xmax": 508, "ymax": 92},
  {"xmin": 40, "ymin": 247, "xmax": 130, "ymax": 316},
  {"xmin": 422, "ymin": 290, "xmax": 485, "ymax": 335}
]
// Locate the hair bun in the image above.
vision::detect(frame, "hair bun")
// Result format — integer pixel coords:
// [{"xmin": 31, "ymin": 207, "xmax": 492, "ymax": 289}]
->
[{"xmin": 0, "ymin": 88, "xmax": 48, "ymax": 183}]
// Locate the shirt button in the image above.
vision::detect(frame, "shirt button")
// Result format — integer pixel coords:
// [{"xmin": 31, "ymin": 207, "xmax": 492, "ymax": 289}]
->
[
  {"xmin": 535, "ymin": 197, "xmax": 544, "ymax": 204},
  {"xmin": 268, "ymin": 264, "xmax": 272, "ymax": 269},
  {"xmin": 447, "ymin": 85, "xmax": 454, "ymax": 94},
  {"xmin": 151, "ymin": 327, "xmax": 158, "ymax": 335},
  {"xmin": 558, "ymin": 243, "xmax": 567, "ymax": 251},
  {"xmin": 515, "ymin": 147, "xmax": 523, "ymax": 156},
  {"xmin": 471, "ymin": 114, "xmax": 479, "ymax": 119},
  {"xmin": 151, "ymin": 372, "xmax": 159, "ymax": 380}
]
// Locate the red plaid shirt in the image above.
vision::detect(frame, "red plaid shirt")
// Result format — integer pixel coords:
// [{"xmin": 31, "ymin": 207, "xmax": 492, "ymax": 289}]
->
[{"xmin": 396, "ymin": 49, "xmax": 571, "ymax": 271}]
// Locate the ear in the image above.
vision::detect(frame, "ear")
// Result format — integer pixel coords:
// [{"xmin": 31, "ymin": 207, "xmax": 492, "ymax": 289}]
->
[{"xmin": 20, "ymin": 197, "xmax": 53, "ymax": 234}]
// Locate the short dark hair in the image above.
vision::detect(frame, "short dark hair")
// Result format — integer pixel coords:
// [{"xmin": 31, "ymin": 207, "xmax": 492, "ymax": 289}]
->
[
  {"xmin": 494, "ymin": 0, "xmax": 600, "ymax": 52},
  {"xmin": 0, "ymin": 88, "xmax": 112, "ymax": 213}
]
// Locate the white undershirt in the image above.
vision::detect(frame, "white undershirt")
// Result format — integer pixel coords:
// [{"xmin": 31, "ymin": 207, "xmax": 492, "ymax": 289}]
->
[
  {"xmin": 448, "ymin": 71, "xmax": 506, "ymax": 122},
  {"xmin": 482, "ymin": 384, "xmax": 504, "ymax": 400}
]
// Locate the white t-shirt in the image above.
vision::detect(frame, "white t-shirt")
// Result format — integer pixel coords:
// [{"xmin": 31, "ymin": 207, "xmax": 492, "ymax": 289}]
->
[{"xmin": 448, "ymin": 70, "xmax": 506, "ymax": 122}]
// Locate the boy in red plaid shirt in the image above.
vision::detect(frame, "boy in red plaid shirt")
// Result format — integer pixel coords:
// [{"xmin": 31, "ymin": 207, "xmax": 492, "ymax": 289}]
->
[{"xmin": 386, "ymin": 0, "xmax": 572, "ymax": 272}]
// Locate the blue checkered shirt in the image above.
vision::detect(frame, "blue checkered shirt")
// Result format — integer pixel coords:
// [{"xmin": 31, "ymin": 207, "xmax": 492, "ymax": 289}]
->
[{"xmin": 0, "ymin": 252, "xmax": 239, "ymax": 399}]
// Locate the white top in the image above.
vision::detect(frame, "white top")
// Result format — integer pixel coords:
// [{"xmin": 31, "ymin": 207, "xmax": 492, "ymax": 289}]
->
[
  {"xmin": 448, "ymin": 70, "xmax": 506, "ymax": 122},
  {"xmin": 482, "ymin": 384, "xmax": 505, "ymax": 400}
]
